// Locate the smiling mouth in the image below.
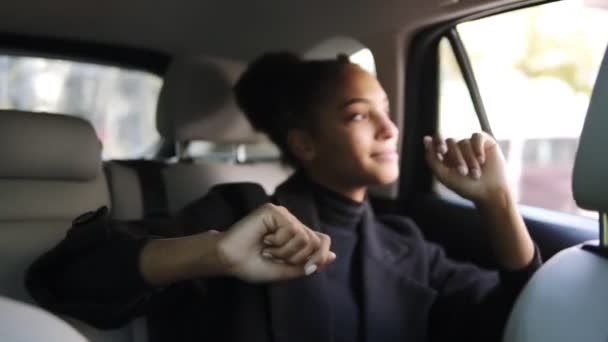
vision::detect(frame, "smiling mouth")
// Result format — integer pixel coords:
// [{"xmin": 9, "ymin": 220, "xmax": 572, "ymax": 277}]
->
[{"xmin": 371, "ymin": 150, "xmax": 399, "ymax": 161}]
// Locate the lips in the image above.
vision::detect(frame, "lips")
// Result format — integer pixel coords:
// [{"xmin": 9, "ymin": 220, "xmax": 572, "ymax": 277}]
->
[{"xmin": 371, "ymin": 149, "xmax": 399, "ymax": 161}]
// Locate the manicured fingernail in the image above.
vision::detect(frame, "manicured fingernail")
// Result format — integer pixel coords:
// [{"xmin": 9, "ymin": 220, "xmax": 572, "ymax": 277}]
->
[
  {"xmin": 471, "ymin": 169, "xmax": 481, "ymax": 180},
  {"xmin": 263, "ymin": 238, "xmax": 272, "ymax": 245},
  {"xmin": 458, "ymin": 165, "xmax": 468, "ymax": 176},
  {"xmin": 438, "ymin": 144, "xmax": 448, "ymax": 154},
  {"xmin": 423, "ymin": 137, "xmax": 431, "ymax": 150},
  {"xmin": 262, "ymin": 250, "xmax": 272, "ymax": 259},
  {"xmin": 478, "ymin": 155, "xmax": 485, "ymax": 164},
  {"xmin": 436, "ymin": 153, "xmax": 444, "ymax": 161},
  {"xmin": 330, "ymin": 252, "xmax": 337, "ymax": 259},
  {"xmin": 304, "ymin": 263, "xmax": 318, "ymax": 275}
]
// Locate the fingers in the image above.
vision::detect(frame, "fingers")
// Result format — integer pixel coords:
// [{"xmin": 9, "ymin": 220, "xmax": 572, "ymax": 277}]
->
[
  {"xmin": 307, "ymin": 232, "xmax": 336, "ymax": 273},
  {"xmin": 445, "ymin": 138, "xmax": 468, "ymax": 176},
  {"xmin": 259, "ymin": 205, "xmax": 335, "ymax": 275},
  {"xmin": 470, "ymin": 133, "xmax": 486, "ymax": 165},
  {"xmin": 423, "ymin": 136, "xmax": 450, "ymax": 180},
  {"xmin": 432, "ymin": 134, "xmax": 447, "ymax": 161},
  {"xmin": 259, "ymin": 204, "xmax": 293, "ymax": 235},
  {"xmin": 424, "ymin": 133, "xmax": 489, "ymax": 180},
  {"xmin": 457, "ymin": 140, "xmax": 481, "ymax": 180},
  {"xmin": 263, "ymin": 230, "xmax": 336, "ymax": 275},
  {"xmin": 264, "ymin": 228, "xmax": 318, "ymax": 264},
  {"xmin": 260, "ymin": 204, "xmax": 308, "ymax": 246}
]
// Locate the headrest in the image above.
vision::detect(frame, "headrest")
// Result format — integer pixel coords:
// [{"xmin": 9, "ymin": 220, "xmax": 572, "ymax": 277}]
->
[
  {"xmin": 0, "ymin": 110, "xmax": 101, "ymax": 181},
  {"xmin": 156, "ymin": 56, "xmax": 266, "ymax": 144},
  {"xmin": 573, "ymin": 45, "xmax": 608, "ymax": 212}
]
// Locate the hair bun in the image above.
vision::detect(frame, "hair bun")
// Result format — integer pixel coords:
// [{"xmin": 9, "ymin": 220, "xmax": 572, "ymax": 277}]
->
[
  {"xmin": 234, "ymin": 52, "xmax": 302, "ymax": 134},
  {"xmin": 253, "ymin": 52, "xmax": 302, "ymax": 72}
]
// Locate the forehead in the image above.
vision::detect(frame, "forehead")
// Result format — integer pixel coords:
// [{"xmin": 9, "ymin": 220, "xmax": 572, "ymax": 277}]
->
[{"xmin": 334, "ymin": 64, "xmax": 388, "ymax": 104}]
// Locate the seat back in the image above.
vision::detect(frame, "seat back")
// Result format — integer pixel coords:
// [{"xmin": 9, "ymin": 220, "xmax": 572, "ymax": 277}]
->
[
  {"xmin": 0, "ymin": 110, "xmax": 135, "ymax": 342},
  {"xmin": 106, "ymin": 56, "xmax": 291, "ymax": 220},
  {"xmin": 503, "ymin": 44, "xmax": 608, "ymax": 342},
  {"xmin": 0, "ymin": 295, "xmax": 87, "ymax": 341}
]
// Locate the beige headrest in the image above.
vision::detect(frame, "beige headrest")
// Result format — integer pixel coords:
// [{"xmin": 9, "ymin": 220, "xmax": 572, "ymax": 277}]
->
[
  {"xmin": 573, "ymin": 45, "xmax": 608, "ymax": 212},
  {"xmin": 156, "ymin": 56, "xmax": 266, "ymax": 144},
  {"xmin": 0, "ymin": 110, "xmax": 101, "ymax": 181}
]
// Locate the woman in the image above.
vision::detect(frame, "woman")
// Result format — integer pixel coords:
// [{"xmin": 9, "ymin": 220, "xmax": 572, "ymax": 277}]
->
[{"xmin": 27, "ymin": 53, "xmax": 540, "ymax": 342}]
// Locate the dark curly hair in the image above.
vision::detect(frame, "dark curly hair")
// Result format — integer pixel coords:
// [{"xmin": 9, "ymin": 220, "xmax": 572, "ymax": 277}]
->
[{"xmin": 234, "ymin": 52, "xmax": 352, "ymax": 167}]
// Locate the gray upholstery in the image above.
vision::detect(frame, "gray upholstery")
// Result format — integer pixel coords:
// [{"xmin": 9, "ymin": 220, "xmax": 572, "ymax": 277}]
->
[
  {"xmin": 106, "ymin": 160, "xmax": 291, "ymax": 220},
  {"xmin": 503, "ymin": 45, "xmax": 608, "ymax": 342},
  {"xmin": 104, "ymin": 163, "xmax": 146, "ymax": 220},
  {"xmin": 0, "ymin": 296, "xmax": 87, "ymax": 341},
  {"xmin": 504, "ymin": 247, "xmax": 608, "ymax": 342},
  {"xmin": 0, "ymin": 179, "xmax": 109, "ymax": 221},
  {"xmin": 0, "ymin": 111, "xmax": 137, "ymax": 342},
  {"xmin": 109, "ymin": 55, "xmax": 291, "ymax": 221},
  {"xmin": 156, "ymin": 56, "xmax": 266, "ymax": 144},
  {"xmin": 573, "ymin": 45, "xmax": 608, "ymax": 212},
  {"xmin": 163, "ymin": 161, "xmax": 291, "ymax": 215},
  {"xmin": 0, "ymin": 110, "xmax": 101, "ymax": 181}
]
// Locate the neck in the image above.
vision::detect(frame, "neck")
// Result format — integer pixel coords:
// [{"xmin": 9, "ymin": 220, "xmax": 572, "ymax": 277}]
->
[{"xmin": 304, "ymin": 169, "xmax": 367, "ymax": 202}]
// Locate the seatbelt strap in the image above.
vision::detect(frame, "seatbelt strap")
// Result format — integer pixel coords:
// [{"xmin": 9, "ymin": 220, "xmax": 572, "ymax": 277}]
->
[{"xmin": 116, "ymin": 160, "xmax": 169, "ymax": 218}]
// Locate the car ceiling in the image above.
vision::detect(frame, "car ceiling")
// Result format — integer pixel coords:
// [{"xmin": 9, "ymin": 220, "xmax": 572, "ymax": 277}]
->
[{"xmin": 0, "ymin": 0, "xmax": 524, "ymax": 61}]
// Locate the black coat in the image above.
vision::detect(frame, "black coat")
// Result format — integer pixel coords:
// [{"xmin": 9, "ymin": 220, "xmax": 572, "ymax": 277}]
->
[{"xmin": 26, "ymin": 173, "xmax": 540, "ymax": 342}]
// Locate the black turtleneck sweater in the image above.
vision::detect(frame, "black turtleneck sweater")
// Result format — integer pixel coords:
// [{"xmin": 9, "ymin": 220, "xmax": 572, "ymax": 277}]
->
[{"xmin": 312, "ymin": 182, "xmax": 366, "ymax": 342}]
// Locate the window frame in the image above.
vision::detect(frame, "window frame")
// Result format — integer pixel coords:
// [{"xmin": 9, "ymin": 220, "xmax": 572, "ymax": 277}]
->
[
  {"xmin": 443, "ymin": 29, "xmax": 493, "ymax": 135},
  {"xmin": 0, "ymin": 33, "xmax": 169, "ymax": 76}
]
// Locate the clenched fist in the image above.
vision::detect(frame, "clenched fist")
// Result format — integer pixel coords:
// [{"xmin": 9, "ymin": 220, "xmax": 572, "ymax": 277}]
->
[{"xmin": 217, "ymin": 203, "xmax": 336, "ymax": 283}]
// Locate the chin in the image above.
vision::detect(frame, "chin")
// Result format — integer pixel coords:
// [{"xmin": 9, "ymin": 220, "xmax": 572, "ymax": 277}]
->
[{"xmin": 370, "ymin": 164, "xmax": 400, "ymax": 185}]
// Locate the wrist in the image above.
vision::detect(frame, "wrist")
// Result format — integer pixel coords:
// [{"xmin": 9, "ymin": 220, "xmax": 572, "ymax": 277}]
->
[
  {"xmin": 475, "ymin": 185, "xmax": 513, "ymax": 210},
  {"xmin": 194, "ymin": 230, "xmax": 234, "ymax": 278}
]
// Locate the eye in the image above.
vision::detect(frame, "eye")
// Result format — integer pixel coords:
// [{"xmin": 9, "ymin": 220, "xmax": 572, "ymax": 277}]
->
[{"xmin": 350, "ymin": 113, "xmax": 369, "ymax": 121}]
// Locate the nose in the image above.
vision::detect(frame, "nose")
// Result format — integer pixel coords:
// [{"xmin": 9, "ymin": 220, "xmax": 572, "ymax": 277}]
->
[{"xmin": 376, "ymin": 114, "xmax": 399, "ymax": 140}]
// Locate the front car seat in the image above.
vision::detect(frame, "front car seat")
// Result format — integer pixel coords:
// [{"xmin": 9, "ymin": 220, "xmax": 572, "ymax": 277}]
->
[{"xmin": 503, "ymin": 44, "xmax": 608, "ymax": 341}]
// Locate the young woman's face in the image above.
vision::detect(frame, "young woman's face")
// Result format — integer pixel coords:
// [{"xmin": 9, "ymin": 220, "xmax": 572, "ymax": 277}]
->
[{"xmin": 303, "ymin": 64, "xmax": 400, "ymax": 187}]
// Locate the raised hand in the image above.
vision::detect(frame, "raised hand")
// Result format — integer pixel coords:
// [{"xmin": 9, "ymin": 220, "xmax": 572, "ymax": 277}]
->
[{"xmin": 423, "ymin": 132, "xmax": 509, "ymax": 205}]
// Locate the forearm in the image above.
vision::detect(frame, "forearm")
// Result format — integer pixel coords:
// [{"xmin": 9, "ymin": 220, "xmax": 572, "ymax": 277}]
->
[
  {"xmin": 139, "ymin": 230, "xmax": 228, "ymax": 287},
  {"xmin": 476, "ymin": 189, "xmax": 535, "ymax": 271}
]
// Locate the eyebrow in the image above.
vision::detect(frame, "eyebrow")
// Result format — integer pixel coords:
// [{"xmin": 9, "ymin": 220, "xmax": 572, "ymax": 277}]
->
[{"xmin": 339, "ymin": 97, "xmax": 390, "ymax": 110}]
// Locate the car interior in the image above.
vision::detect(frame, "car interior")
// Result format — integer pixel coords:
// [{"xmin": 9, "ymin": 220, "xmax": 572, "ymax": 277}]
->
[{"xmin": 0, "ymin": 0, "xmax": 607, "ymax": 341}]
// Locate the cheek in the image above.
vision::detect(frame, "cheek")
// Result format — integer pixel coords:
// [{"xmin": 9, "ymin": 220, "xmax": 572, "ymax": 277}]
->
[{"xmin": 317, "ymin": 126, "xmax": 373, "ymax": 164}]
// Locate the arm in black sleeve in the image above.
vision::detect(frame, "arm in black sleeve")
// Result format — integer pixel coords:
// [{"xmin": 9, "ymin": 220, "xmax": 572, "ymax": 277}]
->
[
  {"xmin": 25, "ymin": 188, "xmax": 239, "ymax": 329},
  {"xmin": 421, "ymin": 225, "xmax": 542, "ymax": 341},
  {"xmin": 25, "ymin": 206, "xmax": 180, "ymax": 328}
]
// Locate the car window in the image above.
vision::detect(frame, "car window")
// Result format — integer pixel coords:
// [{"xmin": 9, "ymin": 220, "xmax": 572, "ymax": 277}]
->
[
  {"xmin": 0, "ymin": 55, "xmax": 162, "ymax": 160},
  {"xmin": 437, "ymin": 0, "xmax": 608, "ymax": 217}
]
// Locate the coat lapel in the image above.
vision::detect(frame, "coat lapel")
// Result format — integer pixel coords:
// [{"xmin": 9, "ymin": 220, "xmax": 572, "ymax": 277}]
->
[
  {"xmin": 360, "ymin": 207, "xmax": 437, "ymax": 342},
  {"xmin": 267, "ymin": 173, "xmax": 333, "ymax": 342}
]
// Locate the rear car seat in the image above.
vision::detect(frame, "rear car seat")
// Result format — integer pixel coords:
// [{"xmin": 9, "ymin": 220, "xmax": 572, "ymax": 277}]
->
[
  {"xmin": 105, "ymin": 56, "xmax": 291, "ymax": 220},
  {"xmin": 0, "ymin": 110, "xmax": 140, "ymax": 342}
]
